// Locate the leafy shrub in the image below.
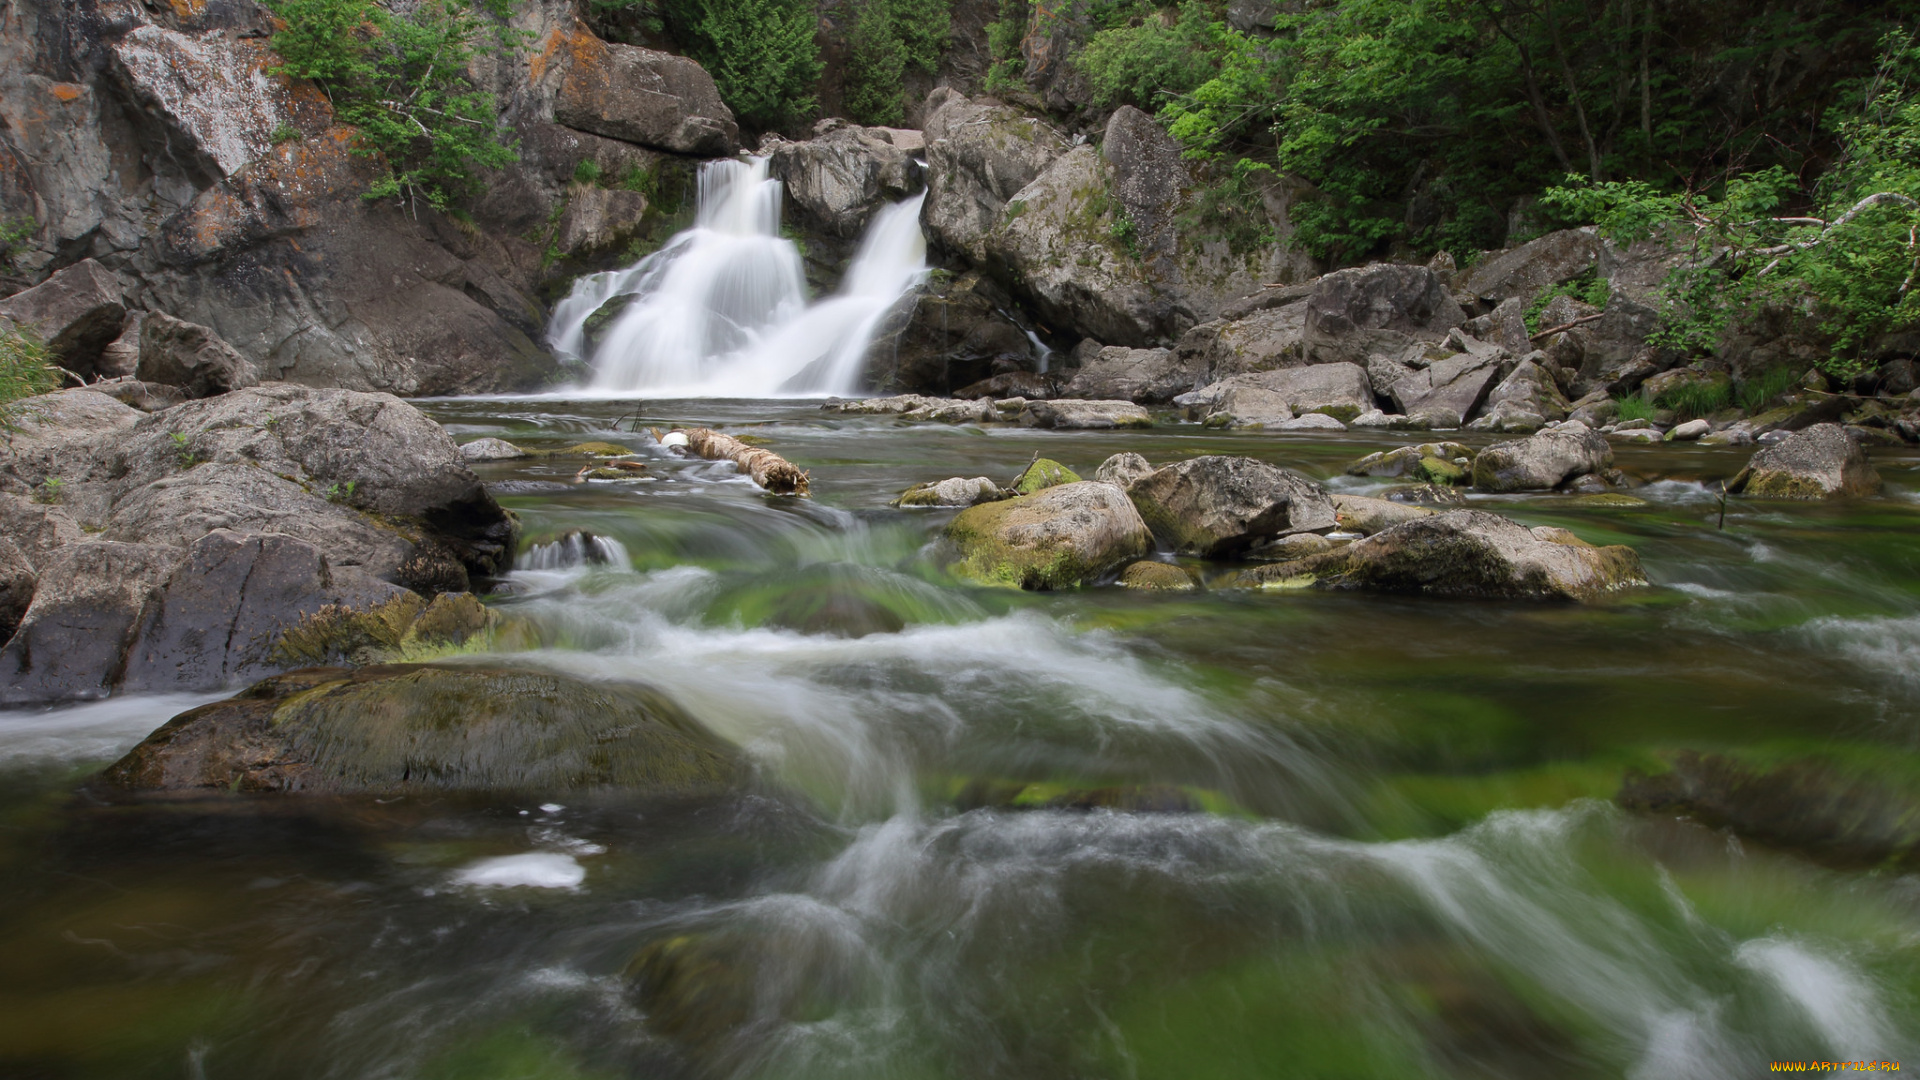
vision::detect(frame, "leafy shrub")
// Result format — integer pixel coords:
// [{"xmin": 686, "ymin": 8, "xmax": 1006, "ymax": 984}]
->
[
  {"xmin": 1612, "ymin": 394, "xmax": 1659, "ymax": 422},
  {"xmin": 263, "ymin": 0, "xmax": 521, "ymax": 212},
  {"xmin": 0, "ymin": 327, "xmax": 57, "ymax": 409},
  {"xmin": 665, "ymin": 0, "xmax": 821, "ymax": 130},
  {"xmin": 1523, "ymin": 271, "xmax": 1610, "ymax": 334},
  {"xmin": 0, "ymin": 217, "xmax": 36, "ymax": 269},
  {"xmin": 843, "ymin": 0, "xmax": 950, "ymax": 127},
  {"xmin": 573, "ymin": 159, "xmax": 604, "ymax": 185},
  {"xmin": 1652, "ymin": 378, "xmax": 1732, "ymax": 419},
  {"xmin": 1736, "ymin": 367, "xmax": 1801, "ymax": 413},
  {"xmin": 1075, "ymin": 2, "xmax": 1220, "ymax": 111}
]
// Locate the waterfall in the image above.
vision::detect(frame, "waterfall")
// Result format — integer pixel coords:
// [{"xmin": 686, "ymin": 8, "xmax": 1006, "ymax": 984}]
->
[
  {"xmin": 517, "ymin": 531, "xmax": 631, "ymax": 572},
  {"xmin": 549, "ymin": 157, "xmax": 929, "ymax": 398}
]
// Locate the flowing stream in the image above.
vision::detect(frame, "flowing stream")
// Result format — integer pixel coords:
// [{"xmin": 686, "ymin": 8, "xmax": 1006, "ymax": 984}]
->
[
  {"xmin": 3, "ymin": 400, "xmax": 1918, "ymax": 1079},
  {"xmin": 548, "ymin": 158, "xmax": 928, "ymax": 398}
]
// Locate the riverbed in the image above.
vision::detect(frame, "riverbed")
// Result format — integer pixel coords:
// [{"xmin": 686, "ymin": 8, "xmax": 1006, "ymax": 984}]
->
[{"xmin": 3, "ymin": 397, "xmax": 1918, "ymax": 1079}]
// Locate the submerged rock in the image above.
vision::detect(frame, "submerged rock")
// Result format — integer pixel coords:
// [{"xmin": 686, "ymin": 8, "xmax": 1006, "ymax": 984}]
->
[
  {"xmin": 1225, "ymin": 509, "xmax": 1647, "ymax": 601},
  {"xmin": 98, "ymin": 663, "xmax": 745, "ymax": 796},
  {"xmin": 942, "ymin": 481, "xmax": 1152, "ymax": 589},
  {"xmin": 1618, "ymin": 750, "xmax": 1920, "ymax": 870},
  {"xmin": 1128, "ymin": 455, "xmax": 1336, "ymax": 557},
  {"xmin": 459, "ymin": 437, "xmax": 530, "ymax": 461},
  {"xmin": 1470, "ymin": 421, "xmax": 1613, "ymax": 492},
  {"xmin": 1728, "ymin": 423, "xmax": 1882, "ymax": 499}
]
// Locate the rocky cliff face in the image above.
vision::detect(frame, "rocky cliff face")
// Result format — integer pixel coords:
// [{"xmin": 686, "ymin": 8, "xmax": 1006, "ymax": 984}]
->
[{"xmin": 0, "ymin": 0, "xmax": 741, "ymax": 396}]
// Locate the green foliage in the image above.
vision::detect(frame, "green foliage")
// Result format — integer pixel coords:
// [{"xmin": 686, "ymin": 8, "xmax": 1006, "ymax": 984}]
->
[
  {"xmin": 1541, "ymin": 33, "xmax": 1920, "ymax": 376},
  {"xmin": 1076, "ymin": 2, "xmax": 1220, "ymax": 112},
  {"xmin": 264, "ymin": 0, "xmax": 521, "ymax": 212},
  {"xmin": 1736, "ymin": 367, "xmax": 1800, "ymax": 413},
  {"xmin": 983, "ymin": 0, "xmax": 1030, "ymax": 94},
  {"xmin": 1523, "ymin": 270, "xmax": 1610, "ymax": 334},
  {"xmin": 33, "ymin": 477, "xmax": 62, "ymax": 505},
  {"xmin": 170, "ymin": 432, "xmax": 201, "ymax": 468},
  {"xmin": 666, "ymin": 0, "xmax": 821, "ymax": 130},
  {"xmin": 0, "ymin": 217, "xmax": 37, "ymax": 270},
  {"xmin": 1174, "ymin": 168, "xmax": 1274, "ymax": 255},
  {"xmin": 326, "ymin": 480, "xmax": 359, "ymax": 503},
  {"xmin": 843, "ymin": 0, "xmax": 949, "ymax": 127},
  {"xmin": 572, "ymin": 159, "xmax": 603, "ymax": 186},
  {"xmin": 1612, "ymin": 394, "xmax": 1658, "ymax": 422},
  {"xmin": 1652, "ymin": 378, "xmax": 1732, "ymax": 419},
  {"xmin": 270, "ymin": 123, "xmax": 303, "ymax": 145},
  {"xmin": 0, "ymin": 328, "xmax": 56, "ymax": 410}
]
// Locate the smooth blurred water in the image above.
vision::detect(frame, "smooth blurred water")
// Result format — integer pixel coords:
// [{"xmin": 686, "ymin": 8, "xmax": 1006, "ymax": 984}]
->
[{"xmin": 2, "ymin": 398, "xmax": 1917, "ymax": 1079}]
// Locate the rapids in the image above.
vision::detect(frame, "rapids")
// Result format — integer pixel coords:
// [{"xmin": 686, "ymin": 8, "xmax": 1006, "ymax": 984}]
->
[{"xmin": 3, "ymin": 398, "xmax": 1918, "ymax": 1079}]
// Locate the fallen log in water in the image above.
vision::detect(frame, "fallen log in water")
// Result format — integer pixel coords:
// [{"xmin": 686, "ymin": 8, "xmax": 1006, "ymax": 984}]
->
[{"xmin": 661, "ymin": 427, "xmax": 811, "ymax": 495}]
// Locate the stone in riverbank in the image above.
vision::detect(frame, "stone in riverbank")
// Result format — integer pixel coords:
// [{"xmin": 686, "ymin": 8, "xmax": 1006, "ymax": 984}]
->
[
  {"xmin": 1470, "ymin": 421, "xmax": 1613, "ymax": 492},
  {"xmin": 1728, "ymin": 423, "xmax": 1881, "ymax": 499},
  {"xmin": 1128, "ymin": 456, "xmax": 1336, "ymax": 557},
  {"xmin": 896, "ymin": 476, "xmax": 1004, "ymax": 507},
  {"xmin": 1017, "ymin": 400, "xmax": 1153, "ymax": 430},
  {"xmin": 1118, "ymin": 560, "xmax": 1199, "ymax": 590},
  {"xmin": 1225, "ymin": 509, "xmax": 1646, "ymax": 601},
  {"xmin": 97, "ymin": 664, "xmax": 745, "ymax": 796},
  {"xmin": 942, "ymin": 482, "xmax": 1152, "ymax": 590}
]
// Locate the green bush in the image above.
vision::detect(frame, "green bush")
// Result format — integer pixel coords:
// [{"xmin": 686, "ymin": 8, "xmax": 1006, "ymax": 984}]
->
[
  {"xmin": 1075, "ymin": 2, "xmax": 1220, "ymax": 111},
  {"xmin": 1523, "ymin": 271, "xmax": 1610, "ymax": 334},
  {"xmin": 665, "ymin": 0, "xmax": 821, "ymax": 130},
  {"xmin": 0, "ymin": 328, "xmax": 58, "ymax": 410},
  {"xmin": 1612, "ymin": 394, "xmax": 1659, "ymax": 422},
  {"xmin": 0, "ymin": 217, "xmax": 36, "ymax": 269},
  {"xmin": 263, "ymin": 0, "xmax": 521, "ymax": 211},
  {"xmin": 573, "ymin": 159, "xmax": 603, "ymax": 185},
  {"xmin": 843, "ymin": 0, "xmax": 950, "ymax": 127},
  {"xmin": 1736, "ymin": 367, "xmax": 1801, "ymax": 413},
  {"xmin": 1652, "ymin": 378, "xmax": 1732, "ymax": 419}
]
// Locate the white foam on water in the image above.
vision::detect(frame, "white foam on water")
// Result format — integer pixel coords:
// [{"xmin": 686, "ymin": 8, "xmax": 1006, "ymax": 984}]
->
[
  {"xmin": 1800, "ymin": 614, "xmax": 1920, "ymax": 692},
  {"xmin": 449, "ymin": 853, "xmax": 587, "ymax": 891},
  {"xmin": 1735, "ymin": 937, "xmax": 1900, "ymax": 1059},
  {"xmin": 0, "ymin": 692, "xmax": 226, "ymax": 766}
]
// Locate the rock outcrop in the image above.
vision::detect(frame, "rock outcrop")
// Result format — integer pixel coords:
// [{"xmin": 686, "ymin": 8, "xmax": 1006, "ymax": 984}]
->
[
  {"xmin": 862, "ymin": 272, "xmax": 1038, "ymax": 395},
  {"xmin": 553, "ymin": 37, "xmax": 739, "ymax": 156},
  {"xmin": 135, "ymin": 310, "xmax": 258, "ymax": 397},
  {"xmin": 0, "ymin": 260, "xmax": 127, "ymax": 377},
  {"xmin": 98, "ymin": 663, "xmax": 746, "ymax": 796},
  {"xmin": 1729, "ymin": 423, "xmax": 1882, "ymax": 499},
  {"xmin": 1303, "ymin": 265, "xmax": 1466, "ymax": 368},
  {"xmin": 942, "ymin": 481, "xmax": 1153, "ymax": 589},
  {"xmin": 1228, "ymin": 509, "xmax": 1647, "ymax": 601},
  {"xmin": 1017, "ymin": 399, "xmax": 1152, "ymax": 429},
  {"xmin": 767, "ymin": 120, "xmax": 922, "ymax": 238},
  {"xmin": 1063, "ymin": 346, "xmax": 1201, "ymax": 403}
]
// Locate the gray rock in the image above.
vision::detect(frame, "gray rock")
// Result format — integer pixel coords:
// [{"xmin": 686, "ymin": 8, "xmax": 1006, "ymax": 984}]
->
[
  {"xmin": 1094, "ymin": 452, "xmax": 1154, "ymax": 489},
  {"xmin": 896, "ymin": 476, "xmax": 1003, "ymax": 507},
  {"xmin": 862, "ymin": 272, "xmax": 1036, "ymax": 395},
  {"xmin": 1186, "ymin": 363, "xmax": 1374, "ymax": 423},
  {"xmin": 98, "ymin": 312, "xmax": 143, "ymax": 378},
  {"xmin": 1668, "ymin": 418, "xmax": 1711, "ymax": 441},
  {"xmin": 1331, "ymin": 494, "xmax": 1435, "ymax": 536},
  {"xmin": 1227, "ymin": 509, "xmax": 1648, "ymax": 601},
  {"xmin": 1017, "ymin": 399, "xmax": 1153, "ymax": 429},
  {"xmin": 920, "ymin": 90, "xmax": 1071, "ymax": 264},
  {"xmin": 767, "ymin": 121, "xmax": 921, "ymax": 239},
  {"xmin": 1103, "ymin": 106, "xmax": 1184, "ymax": 268},
  {"xmin": 1303, "ymin": 264, "xmax": 1465, "ymax": 368},
  {"xmin": 119, "ymin": 530, "xmax": 408, "ymax": 692},
  {"xmin": 1064, "ymin": 346, "xmax": 1201, "ymax": 403},
  {"xmin": 943, "ymin": 481, "xmax": 1153, "ymax": 589},
  {"xmin": 1454, "ymin": 229, "xmax": 1604, "ymax": 305},
  {"xmin": 1128, "ymin": 455, "xmax": 1336, "ymax": 556},
  {"xmin": 109, "ymin": 24, "xmax": 304, "ymax": 178},
  {"xmin": 0, "ymin": 541, "xmax": 182, "ymax": 704},
  {"xmin": 0, "ymin": 538, "xmax": 34, "ymax": 644},
  {"xmin": 1273, "ymin": 413, "xmax": 1347, "ymax": 431},
  {"xmin": 553, "ymin": 186, "xmax": 650, "ymax": 259},
  {"xmin": 1177, "ymin": 298, "xmax": 1310, "ymax": 378},
  {"xmin": 953, "ymin": 372, "xmax": 1054, "ymax": 400},
  {"xmin": 0, "ymin": 259, "xmax": 126, "ymax": 377},
  {"xmin": 87, "ymin": 378, "xmax": 189, "ymax": 413},
  {"xmin": 1729, "ymin": 423, "xmax": 1882, "ymax": 499},
  {"xmin": 0, "ymin": 494, "xmax": 86, "ymax": 569},
  {"xmin": 1471, "ymin": 421, "xmax": 1614, "ymax": 491},
  {"xmin": 1391, "ymin": 349, "xmax": 1511, "ymax": 428},
  {"xmin": 1205, "ymin": 386, "xmax": 1293, "ymax": 428},
  {"xmin": 553, "ymin": 41, "xmax": 739, "ymax": 156},
  {"xmin": 460, "ymin": 437, "xmax": 530, "ymax": 461},
  {"xmin": 136, "ymin": 310, "xmax": 259, "ymax": 398}
]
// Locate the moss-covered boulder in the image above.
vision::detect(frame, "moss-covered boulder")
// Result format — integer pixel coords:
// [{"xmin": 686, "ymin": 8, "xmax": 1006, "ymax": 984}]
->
[
  {"xmin": 1728, "ymin": 423, "xmax": 1882, "ymax": 499},
  {"xmin": 1223, "ymin": 509, "xmax": 1647, "ymax": 601},
  {"xmin": 96, "ymin": 663, "xmax": 745, "ymax": 796},
  {"xmin": 943, "ymin": 481, "xmax": 1152, "ymax": 590},
  {"xmin": 1117, "ymin": 560, "xmax": 1199, "ymax": 590},
  {"xmin": 1011, "ymin": 457, "xmax": 1081, "ymax": 494}
]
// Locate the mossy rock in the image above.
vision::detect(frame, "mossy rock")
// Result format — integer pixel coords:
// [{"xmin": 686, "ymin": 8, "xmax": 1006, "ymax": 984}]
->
[
  {"xmin": 1414, "ymin": 455, "xmax": 1468, "ymax": 486},
  {"xmin": 541, "ymin": 441, "xmax": 637, "ymax": 458},
  {"xmin": 273, "ymin": 592, "xmax": 502, "ymax": 667},
  {"xmin": 1011, "ymin": 457, "xmax": 1081, "ymax": 494},
  {"xmin": 943, "ymin": 482, "xmax": 1153, "ymax": 590},
  {"xmin": 1117, "ymin": 560, "xmax": 1199, "ymax": 591},
  {"xmin": 97, "ymin": 663, "xmax": 746, "ymax": 796}
]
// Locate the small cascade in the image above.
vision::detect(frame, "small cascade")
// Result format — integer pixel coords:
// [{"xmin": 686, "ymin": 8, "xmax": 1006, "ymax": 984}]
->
[
  {"xmin": 517, "ymin": 531, "xmax": 631, "ymax": 572},
  {"xmin": 549, "ymin": 157, "xmax": 928, "ymax": 398}
]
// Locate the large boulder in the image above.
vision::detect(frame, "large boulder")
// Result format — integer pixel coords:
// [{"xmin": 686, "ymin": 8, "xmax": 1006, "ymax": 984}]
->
[
  {"xmin": 1127, "ymin": 456, "xmax": 1336, "ymax": 557},
  {"xmin": 1188, "ymin": 363, "xmax": 1375, "ymax": 422},
  {"xmin": 1103, "ymin": 106, "xmax": 1185, "ymax": 273},
  {"xmin": 1303, "ymin": 265, "xmax": 1465, "ymax": 368},
  {"xmin": 97, "ymin": 663, "xmax": 747, "ymax": 796},
  {"xmin": 942, "ymin": 481, "xmax": 1152, "ymax": 589},
  {"xmin": 0, "ymin": 259, "xmax": 126, "ymax": 376},
  {"xmin": 1386, "ymin": 338, "xmax": 1513, "ymax": 428},
  {"xmin": 1228, "ymin": 509, "xmax": 1647, "ymax": 601},
  {"xmin": 1063, "ymin": 346, "xmax": 1201, "ymax": 403},
  {"xmin": 135, "ymin": 310, "xmax": 259, "ymax": 397},
  {"xmin": 920, "ymin": 89, "xmax": 1071, "ymax": 264},
  {"xmin": 766, "ymin": 121, "xmax": 921, "ymax": 239},
  {"xmin": 1729, "ymin": 423, "xmax": 1882, "ymax": 499},
  {"xmin": 0, "ymin": 541, "xmax": 181, "ymax": 704},
  {"xmin": 1471, "ymin": 421, "xmax": 1613, "ymax": 491},
  {"xmin": 108, "ymin": 24, "xmax": 322, "ymax": 179},
  {"xmin": 861, "ymin": 272, "xmax": 1036, "ymax": 395},
  {"xmin": 553, "ymin": 37, "xmax": 739, "ymax": 156},
  {"xmin": 1174, "ymin": 294, "xmax": 1310, "ymax": 379},
  {"xmin": 1453, "ymin": 229, "xmax": 1603, "ymax": 305},
  {"xmin": 1468, "ymin": 356, "xmax": 1568, "ymax": 433}
]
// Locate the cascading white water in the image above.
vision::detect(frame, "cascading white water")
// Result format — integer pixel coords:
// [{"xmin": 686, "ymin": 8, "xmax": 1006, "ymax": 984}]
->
[
  {"xmin": 548, "ymin": 157, "xmax": 929, "ymax": 398},
  {"xmin": 516, "ymin": 531, "xmax": 631, "ymax": 571}
]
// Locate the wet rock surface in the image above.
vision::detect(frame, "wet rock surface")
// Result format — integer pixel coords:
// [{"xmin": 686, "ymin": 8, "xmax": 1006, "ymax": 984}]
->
[
  {"xmin": 1729, "ymin": 423, "xmax": 1882, "ymax": 499},
  {"xmin": 1128, "ymin": 455, "xmax": 1336, "ymax": 557},
  {"xmin": 942, "ymin": 481, "xmax": 1153, "ymax": 589}
]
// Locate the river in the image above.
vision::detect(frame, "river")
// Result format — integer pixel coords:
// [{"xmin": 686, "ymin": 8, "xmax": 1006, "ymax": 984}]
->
[{"xmin": 2, "ymin": 395, "xmax": 1916, "ymax": 1078}]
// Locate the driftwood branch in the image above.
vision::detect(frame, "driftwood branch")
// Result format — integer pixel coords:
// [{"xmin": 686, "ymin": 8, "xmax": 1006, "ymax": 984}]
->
[
  {"xmin": 675, "ymin": 427, "xmax": 810, "ymax": 496},
  {"xmin": 1528, "ymin": 312, "xmax": 1607, "ymax": 341}
]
